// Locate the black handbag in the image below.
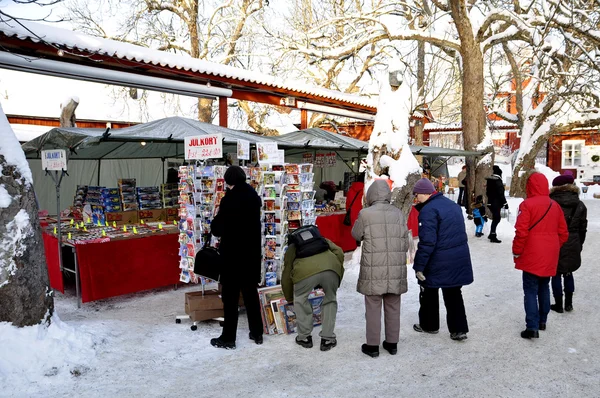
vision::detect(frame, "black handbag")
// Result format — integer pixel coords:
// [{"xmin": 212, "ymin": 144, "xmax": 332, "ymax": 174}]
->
[{"xmin": 194, "ymin": 238, "xmax": 222, "ymax": 281}]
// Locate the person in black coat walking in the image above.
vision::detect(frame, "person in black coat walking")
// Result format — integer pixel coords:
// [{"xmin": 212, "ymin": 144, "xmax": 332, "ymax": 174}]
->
[
  {"xmin": 549, "ymin": 174, "xmax": 587, "ymax": 313},
  {"xmin": 485, "ymin": 165, "xmax": 508, "ymax": 243},
  {"xmin": 210, "ymin": 166, "xmax": 264, "ymax": 349}
]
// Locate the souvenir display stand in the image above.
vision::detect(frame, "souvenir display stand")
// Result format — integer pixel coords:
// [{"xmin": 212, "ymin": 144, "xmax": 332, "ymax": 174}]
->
[{"xmin": 175, "ymin": 163, "xmax": 225, "ymax": 330}]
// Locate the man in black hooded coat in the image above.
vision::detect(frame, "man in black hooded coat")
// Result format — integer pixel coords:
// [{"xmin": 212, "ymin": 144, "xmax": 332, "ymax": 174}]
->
[
  {"xmin": 210, "ymin": 166, "xmax": 264, "ymax": 349},
  {"xmin": 485, "ymin": 165, "xmax": 508, "ymax": 243}
]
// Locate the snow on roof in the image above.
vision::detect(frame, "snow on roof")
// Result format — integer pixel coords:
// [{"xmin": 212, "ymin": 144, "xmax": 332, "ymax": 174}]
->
[
  {"xmin": 0, "ymin": 20, "xmax": 377, "ymax": 110},
  {"xmin": 425, "ymin": 119, "xmax": 518, "ymax": 131},
  {"xmin": 10, "ymin": 123, "xmax": 51, "ymax": 142}
]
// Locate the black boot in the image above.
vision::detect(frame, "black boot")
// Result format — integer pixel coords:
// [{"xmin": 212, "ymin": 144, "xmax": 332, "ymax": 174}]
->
[
  {"xmin": 382, "ymin": 341, "xmax": 397, "ymax": 355},
  {"xmin": 565, "ymin": 293, "xmax": 573, "ymax": 312},
  {"xmin": 521, "ymin": 329, "xmax": 539, "ymax": 339},
  {"xmin": 551, "ymin": 295, "xmax": 564, "ymax": 313},
  {"xmin": 489, "ymin": 233, "xmax": 502, "ymax": 243},
  {"xmin": 361, "ymin": 344, "xmax": 380, "ymax": 358}
]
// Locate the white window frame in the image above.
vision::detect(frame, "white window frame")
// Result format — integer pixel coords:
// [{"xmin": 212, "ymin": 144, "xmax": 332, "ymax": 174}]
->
[{"xmin": 561, "ymin": 140, "xmax": 585, "ymax": 169}]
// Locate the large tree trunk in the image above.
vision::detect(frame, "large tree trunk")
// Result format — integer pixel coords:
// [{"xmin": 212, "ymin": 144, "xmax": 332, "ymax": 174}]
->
[
  {"xmin": 197, "ymin": 98, "xmax": 214, "ymax": 123},
  {"xmin": 449, "ymin": 0, "xmax": 491, "ymax": 211},
  {"xmin": 509, "ymin": 132, "xmax": 547, "ymax": 198},
  {"xmin": 0, "ymin": 107, "xmax": 54, "ymax": 326},
  {"xmin": 59, "ymin": 98, "xmax": 79, "ymax": 127}
]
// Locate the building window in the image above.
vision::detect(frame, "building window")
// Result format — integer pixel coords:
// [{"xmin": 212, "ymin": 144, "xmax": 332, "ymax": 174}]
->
[{"xmin": 561, "ymin": 140, "xmax": 585, "ymax": 168}]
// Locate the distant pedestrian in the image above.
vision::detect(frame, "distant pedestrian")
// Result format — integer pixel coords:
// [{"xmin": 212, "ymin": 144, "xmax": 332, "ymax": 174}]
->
[
  {"xmin": 345, "ymin": 173, "xmax": 365, "ymax": 227},
  {"xmin": 549, "ymin": 174, "xmax": 587, "ymax": 313},
  {"xmin": 485, "ymin": 165, "xmax": 508, "ymax": 243},
  {"xmin": 282, "ymin": 226, "xmax": 344, "ymax": 351},
  {"xmin": 352, "ymin": 180, "xmax": 409, "ymax": 357},
  {"xmin": 457, "ymin": 165, "xmax": 467, "ymax": 207},
  {"xmin": 512, "ymin": 173, "xmax": 568, "ymax": 339},
  {"xmin": 411, "ymin": 178, "xmax": 473, "ymax": 342}
]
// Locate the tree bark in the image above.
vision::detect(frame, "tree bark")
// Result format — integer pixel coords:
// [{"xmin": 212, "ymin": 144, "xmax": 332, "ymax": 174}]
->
[
  {"xmin": 59, "ymin": 98, "xmax": 79, "ymax": 127},
  {"xmin": 0, "ymin": 154, "xmax": 54, "ymax": 326},
  {"xmin": 449, "ymin": 0, "xmax": 490, "ymax": 211}
]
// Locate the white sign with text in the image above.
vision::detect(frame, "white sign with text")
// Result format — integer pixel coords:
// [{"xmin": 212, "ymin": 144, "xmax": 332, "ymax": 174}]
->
[
  {"xmin": 237, "ymin": 139, "xmax": 250, "ymax": 160},
  {"xmin": 41, "ymin": 149, "xmax": 67, "ymax": 171},
  {"xmin": 185, "ymin": 134, "xmax": 223, "ymax": 160}
]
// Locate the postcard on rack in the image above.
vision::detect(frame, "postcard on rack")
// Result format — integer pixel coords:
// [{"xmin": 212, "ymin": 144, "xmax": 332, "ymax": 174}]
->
[
  {"xmin": 216, "ymin": 179, "xmax": 225, "ymax": 192},
  {"xmin": 264, "ymin": 223, "xmax": 276, "ymax": 236},
  {"xmin": 214, "ymin": 166, "xmax": 226, "ymax": 179},
  {"xmin": 263, "ymin": 172, "xmax": 275, "ymax": 185},
  {"xmin": 284, "ymin": 174, "xmax": 300, "ymax": 185},
  {"xmin": 300, "ymin": 164, "xmax": 313, "ymax": 173},
  {"xmin": 287, "ymin": 201, "xmax": 300, "ymax": 211},
  {"xmin": 264, "ymin": 199, "xmax": 276, "ymax": 211},
  {"xmin": 300, "ymin": 173, "xmax": 314, "ymax": 184},
  {"xmin": 302, "ymin": 191, "xmax": 315, "ymax": 201},
  {"xmin": 281, "ymin": 301, "xmax": 297, "ymax": 334},
  {"xmin": 179, "ymin": 270, "xmax": 191, "ymax": 283},
  {"xmin": 286, "ymin": 190, "xmax": 301, "ymax": 202},
  {"xmin": 264, "ymin": 213, "xmax": 275, "ymax": 223},
  {"xmin": 284, "ymin": 164, "xmax": 300, "ymax": 174}
]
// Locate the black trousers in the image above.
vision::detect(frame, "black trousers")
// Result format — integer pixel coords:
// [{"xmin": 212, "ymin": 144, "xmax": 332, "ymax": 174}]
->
[
  {"xmin": 221, "ymin": 280, "xmax": 263, "ymax": 342},
  {"xmin": 457, "ymin": 187, "xmax": 465, "ymax": 207},
  {"xmin": 418, "ymin": 286, "xmax": 469, "ymax": 333},
  {"xmin": 489, "ymin": 205, "xmax": 501, "ymax": 234}
]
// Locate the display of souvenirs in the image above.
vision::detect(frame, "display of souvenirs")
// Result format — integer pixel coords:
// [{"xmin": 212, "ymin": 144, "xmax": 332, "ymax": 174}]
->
[
  {"xmin": 177, "ymin": 164, "xmax": 218, "ymax": 285},
  {"xmin": 161, "ymin": 183, "xmax": 179, "ymax": 208},
  {"xmin": 118, "ymin": 178, "xmax": 138, "ymax": 211}
]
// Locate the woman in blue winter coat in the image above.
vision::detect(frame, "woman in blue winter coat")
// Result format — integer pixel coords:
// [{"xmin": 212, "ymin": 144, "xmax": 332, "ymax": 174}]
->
[{"xmin": 412, "ymin": 178, "xmax": 474, "ymax": 341}]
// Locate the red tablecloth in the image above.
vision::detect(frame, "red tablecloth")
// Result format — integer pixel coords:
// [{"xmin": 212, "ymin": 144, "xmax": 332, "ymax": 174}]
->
[
  {"xmin": 316, "ymin": 213, "xmax": 358, "ymax": 252},
  {"xmin": 43, "ymin": 233, "xmax": 64, "ymax": 294},
  {"xmin": 43, "ymin": 232, "xmax": 180, "ymax": 303}
]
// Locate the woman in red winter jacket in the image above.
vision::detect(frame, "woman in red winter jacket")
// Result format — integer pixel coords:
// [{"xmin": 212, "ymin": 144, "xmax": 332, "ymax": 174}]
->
[{"xmin": 512, "ymin": 173, "xmax": 568, "ymax": 339}]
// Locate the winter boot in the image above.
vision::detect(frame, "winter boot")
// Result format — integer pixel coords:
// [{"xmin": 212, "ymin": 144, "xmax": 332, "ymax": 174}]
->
[
  {"xmin": 295, "ymin": 335, "xmax": 313, "ymax": 349},
  {"xmin": 489, "ymin": 233, "xmax": 502, "ymax": 243},
  {"xmin": 539, "ymin": 323, "xmax": 546, "ymax": 331},
  {"xmin": 565, "ymin": 292, "xmax": 573, "ymax": 312},
  {"xmin": 210, "ymin": 337, "xmax": 236, "ymax": 349},
  {"xmin": 450, "ymin": 332, "xmax": 468, "ymax": 341},
  {"xmin": 520, "ymin": 329, "xmax": 539, "ymax": 339},
  {"xmin": 382, "ymin": 341, "xmax": 398, "ymax": 355},
  {"xmin": 249, "ymin": 332, "xmax": 263, "ymax": 345},
  {"xmin": 550, "ymin": 295, "xmax": 564, "ymax": 313},
  {"xmin": 320, "ymin": 338, "xmax": 337, "ymax": 352},
  {"xmin": 413, "ymin": 324, "xmax": 439, "ymax": 334},
  {"xmin": 361, "ymin": 344, "xmax": 380, "ymax": 358}
]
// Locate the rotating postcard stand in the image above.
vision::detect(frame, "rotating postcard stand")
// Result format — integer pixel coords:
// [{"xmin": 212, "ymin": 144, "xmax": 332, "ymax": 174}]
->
[
  {"xmin": 175, "ymin": 135, "xmax": 225, "ymax": 331},
  {"xmin": 42, "ymin": 150, "xmax": 82, "ymax": 307}
]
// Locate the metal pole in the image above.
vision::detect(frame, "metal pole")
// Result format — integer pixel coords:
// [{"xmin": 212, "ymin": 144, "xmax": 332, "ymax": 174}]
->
[
  {"xmin": 55, "ymin": 171, "xmax": 63, "ymax": 272},
  {"xmin": 97, "ymin": 159, "xmax": 101, "ymax": 186},
  {"xmin": 72, "ymin": 247, "xmax": 81, "ymax": 308}
]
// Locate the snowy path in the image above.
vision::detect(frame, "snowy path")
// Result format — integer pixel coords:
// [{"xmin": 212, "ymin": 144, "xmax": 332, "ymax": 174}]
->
[{"xmin": 2, "ymin": 199, "xmax": 600, "ymax": 397}]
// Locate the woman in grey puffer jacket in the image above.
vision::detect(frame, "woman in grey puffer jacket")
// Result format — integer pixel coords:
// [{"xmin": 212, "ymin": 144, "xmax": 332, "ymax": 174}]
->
[{"xmin": 352, "ymin": 179, "xmax": 409, "ymax": 358}]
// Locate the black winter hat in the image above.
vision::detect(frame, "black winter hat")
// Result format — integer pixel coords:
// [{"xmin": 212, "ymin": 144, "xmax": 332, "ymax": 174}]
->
[
  {"xmin": 224, "ymin": 166, "xmax": 246, "ymax": 186},
  {"xmin": 493, "ymin": 165, "xmax": 502, "ymax": 176}
]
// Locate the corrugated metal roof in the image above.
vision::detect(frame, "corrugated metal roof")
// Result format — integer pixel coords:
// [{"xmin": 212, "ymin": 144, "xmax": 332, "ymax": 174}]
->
[{"xmin": 0, "ymin": 20, "xmax": 377, "ymax": 110}]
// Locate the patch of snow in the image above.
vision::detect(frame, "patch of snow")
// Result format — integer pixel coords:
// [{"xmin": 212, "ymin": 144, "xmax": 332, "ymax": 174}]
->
[
  {"xmin": 0, "ymin": 313, "xmax": 97, "ymax": 383},
  {"xmin": 61, "ymin": 96, "xmax": 80, "ymax": 108},
  {"xmin": 568, "ymin": 348, "xmax": 577, "ymax": 354},
  {"xmin": 0, "ymin": 103, "xmax": 33, "ymax": 185},
  {"xmin": 384, "ymin": 144, "xmax": 421, "ymax": 190},
  {"xmin": 534, "ymin": 164, "xmax": 560, "ymax": 187},
  {"xmin": 0, "ymin": 185, "xmax": 11, "ymax": 208},
  {"xmin": 0, "ymin": 209, "xmax": 32, "ymax": 288}
]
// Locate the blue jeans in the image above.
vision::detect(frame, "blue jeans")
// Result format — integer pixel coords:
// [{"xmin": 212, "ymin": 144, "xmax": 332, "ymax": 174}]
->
[
  {"xmin": 522, "ymin": 271, "xmax": 550, "ymax": 330},
  {"xmin": 551, "ymin": 273, "xmax": 575, "ymax": 296}
]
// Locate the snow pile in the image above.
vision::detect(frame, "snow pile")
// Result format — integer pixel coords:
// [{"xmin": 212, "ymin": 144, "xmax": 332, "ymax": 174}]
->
[
  {"xmin": 0, "ymin": 185, "xmax": 11, "ymax": 208},
  {"xmin": 0, "ymin": 209, "xmax": 33, "ymax": 288},
  {"xmin": 0, "ymin": 102, "xmax": 33, "ymax": 184},
  {"xmin": 534, "ymin": 164, "xmax": 560, "ymax": 187},
  {"xmin": 345, "ymin": 245, "xmax": 362, "ymax": 273},
  {"xmin": 380, "ymin": 143, "xmax": 421, "ymax": 190},
  {"xmin": 61, "ymin": 96, "xmax": 80, "ymax": 108},
  {"xmin": 0, "ymin": 314, "xmax": 97, "ymax": 383}
]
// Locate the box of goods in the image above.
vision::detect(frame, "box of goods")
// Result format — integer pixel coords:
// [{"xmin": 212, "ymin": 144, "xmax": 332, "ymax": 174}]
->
[
  {"xmin": 137, "ymin": 187, "xmax": 162, "ymax": 210},
  {"xmin": 138, "ymin": 209, "xmax": 166, "ymax": 222},
  {"xmin": 184, "ymin": 290, "xmax": 224, "ymax": 321},
  {"xmin": 161, "ymin": 183, "xmax": 179, "ymax": 208},
  {"xmin": 166, "ymin": 207, "xmax": 179, "ymax": 222},
  {"xmin": 118, "ymin": 179, "xmax": 138, "ymax": 210},
  {"xmin": 73, "ymin": 185, "xmax": 88, "ymax": 208},
  {"xmin": 84, "ymin": 186, "xmax": 105, "ymax": 206},
  {"xmin": 90, "ymin": 204, "xmax": 105, "ymax": 225},
  {"xmin": 105, "ymin": 210, "xmax": 139, "ymax": 225}
]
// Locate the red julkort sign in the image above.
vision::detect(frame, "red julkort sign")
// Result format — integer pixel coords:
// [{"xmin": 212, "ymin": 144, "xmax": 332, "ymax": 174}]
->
[{"xmin": 185, "ymin": 134, "xmax": 223, "ymax": 160}]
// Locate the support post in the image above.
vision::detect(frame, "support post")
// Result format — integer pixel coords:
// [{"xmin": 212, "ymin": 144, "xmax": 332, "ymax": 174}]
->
[
  {"xmin": 219, "ymin": 97, "xmax": 228, "ymax": 127},
  {"xmin": 97, "ymin": 159, "xmax": 101, "ymax": 186},
  {"xmin": 301, "ymin": 109, "xmax": 308, "ymax": 129},
  {"xmin": 46, "ymin": 168, "xmax": 67, "ymax": 272}
]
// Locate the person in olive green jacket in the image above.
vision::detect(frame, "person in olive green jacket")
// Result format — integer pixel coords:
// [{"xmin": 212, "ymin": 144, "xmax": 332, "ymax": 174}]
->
[{"xmin": 282, "ymin": 238, "xmax": 344, "ymax": 351}]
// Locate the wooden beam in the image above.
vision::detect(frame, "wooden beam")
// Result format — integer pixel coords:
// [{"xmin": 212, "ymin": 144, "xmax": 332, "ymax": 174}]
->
[
  {"xmin": 301, "ymin": 109, "xmax": 308, "ymax": 129},
  {"xmin": 231, "ymin": 90, "xmax": 283, "ymax": 106},
  {"xmin": 219, "ymin": 97, "xmax": 228, "ymax": 127}
]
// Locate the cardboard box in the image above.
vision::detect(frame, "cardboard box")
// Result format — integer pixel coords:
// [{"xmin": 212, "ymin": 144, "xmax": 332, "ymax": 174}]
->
[
  {"xmin": 165, "ymin": 207, "xmax": 179, "ymax": 222},
  {"xmin": 188, "ymin": 309, "xmax": 224, "ymax": 322},
  {"xmin": 105, "ymin": 210, "xmax": 139, "ymax": 225},
  {"xmin": 185, "ymin": 290, "xmax": 223, "ymax": 313},
  {"xmin": 138, "ymin": 209, "xmax": 167, "ymax": 222}
]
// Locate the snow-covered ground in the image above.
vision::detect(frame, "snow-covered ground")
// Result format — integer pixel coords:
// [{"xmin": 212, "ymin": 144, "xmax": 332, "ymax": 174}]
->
[{"xmin": 2, "ymin": 198, "xmax": 600, "ymax": 397}]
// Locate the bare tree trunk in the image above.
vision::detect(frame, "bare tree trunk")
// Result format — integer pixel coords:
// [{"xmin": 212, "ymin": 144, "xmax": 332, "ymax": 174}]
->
[
  {"xmin": 238, "ymin": 101, "xmax": 280, "ymax": 136},
  {"xmin": 509, "ymin": 134, "xmax": 546, "ymax": 198},
  {"xmin": 449, "ymin": 0, "xmax": 490, "ymax": 211},
  {"xmin": 0, "ymin": 151, "xmax": 54, "ymax": 326},
  {"xmin": 59, "ymin": 98, "xmax": 79, "ymax": 127}
]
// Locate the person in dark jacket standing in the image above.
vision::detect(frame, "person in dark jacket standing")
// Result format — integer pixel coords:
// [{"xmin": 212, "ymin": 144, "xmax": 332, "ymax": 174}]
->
[
  {"xmin": 512, "ymin": 173, "xmax": 568, "ymax": 339},
  {"xmin": 457, "ymin": 165, "xmax": 467, "ymax": 207},
  {"xmin": 549, "ymin": 174, "xmax": 587, "ymax": 313},
  {"xmin": 485, "ymin": 165, "xmax": 508, "ymax": 243},
  {"xmin": 210, "ymin": 166, "xmax": 264, "ymax": 349},
  {"xmin": 411, "ymin": 178, "xmax": 473, "ymax": 341}
]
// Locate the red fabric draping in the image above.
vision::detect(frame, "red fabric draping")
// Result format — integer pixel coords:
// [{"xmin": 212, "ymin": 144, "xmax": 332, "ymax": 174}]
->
[
  {"xmin": 345, "ymin": 182, "xmax": 364, "ymax": 227},
  {"xmin": 316, "ymin": 213, "xmax": 358, "ymax": 252},
  {"xmin": 75, "ymin": 233, "xmax": 180, "ymax": 302},
  {"xmin": 408, "ymin": 206, "xmax": 419, "ymax": 237},
  {"xmin": 43, "ymin": 233, "xmax": 64, "ymax": 293}
]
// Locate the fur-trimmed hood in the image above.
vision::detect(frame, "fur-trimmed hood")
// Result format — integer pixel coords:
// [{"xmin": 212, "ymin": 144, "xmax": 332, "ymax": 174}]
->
[
  {"xmin": 550, "ymin": 184, "xmax": 580, "ymax": 195},
  {"xmin": 549, "ymin": 183, "xmax": 580, "ymax": 208}
]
